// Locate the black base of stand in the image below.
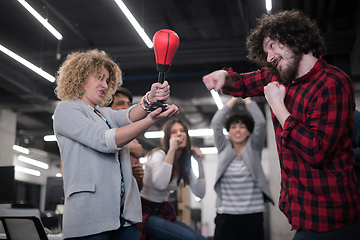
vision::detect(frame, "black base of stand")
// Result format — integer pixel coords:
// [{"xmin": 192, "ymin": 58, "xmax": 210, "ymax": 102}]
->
[{"xmin": 147, "ymin": 101, "xmax": 168, "ymax": 112}]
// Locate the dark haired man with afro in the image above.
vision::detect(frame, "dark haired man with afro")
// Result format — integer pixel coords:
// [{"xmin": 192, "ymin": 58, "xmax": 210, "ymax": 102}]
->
[{"xmin": 203, "ymin": 10, "xmax": 360, "ymax": 239}]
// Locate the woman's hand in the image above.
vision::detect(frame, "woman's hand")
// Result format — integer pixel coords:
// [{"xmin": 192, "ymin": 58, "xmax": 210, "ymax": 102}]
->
[
  {"xmin": 147, "ymin": 104, "xmax": 179, "ymax": 123},
  {"xmin": 148, "ymin": 81, "xmax": 170, "ymax": 103},
  {"xmin": 129, "ymin": 141, "xmax": 143, "ymax": 158},
  {"xmin": 192, "ymin": 147, "xmax": 205, "ymax": 179},
  {"xmin": 169, "ymin": 137, "xmax": 180, "ymax": 151},
  {"xmin": 191, "ymin": 147, "xmax": 203, "ymax": 162}
]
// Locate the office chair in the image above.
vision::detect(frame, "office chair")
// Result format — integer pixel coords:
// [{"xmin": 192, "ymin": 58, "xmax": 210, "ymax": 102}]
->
[
  {"xmin": 0, "ymin": 216, "xmax": 48, "ymax": 240},
  {"xmin": 2, "ymin": 208, "xmax": 41, "ymax": 219}
]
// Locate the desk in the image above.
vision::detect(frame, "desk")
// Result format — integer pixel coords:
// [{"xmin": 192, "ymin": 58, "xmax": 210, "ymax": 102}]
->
[{"xmin": 0, "ymin": 233, "xmax": 63, "ymax": 239}]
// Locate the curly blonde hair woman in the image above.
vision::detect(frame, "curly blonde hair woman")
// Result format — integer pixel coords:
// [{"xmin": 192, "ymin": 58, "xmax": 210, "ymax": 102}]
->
[
  {"xmin": 55, "ymin": 49, "xmax": 121, "ymax": 107},
  {"xmin": 53, "ymin": 49, "xmax": 179, "ymax": 240}
]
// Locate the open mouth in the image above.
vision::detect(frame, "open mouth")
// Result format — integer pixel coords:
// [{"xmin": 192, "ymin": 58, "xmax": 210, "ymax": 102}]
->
[
  {"xmin": 99, "ymin": 90, "xmax": 105, "ymax": 96},
  {"xmin": 275, "ymin": 58, "xmax": 281, "ymax": 68}
]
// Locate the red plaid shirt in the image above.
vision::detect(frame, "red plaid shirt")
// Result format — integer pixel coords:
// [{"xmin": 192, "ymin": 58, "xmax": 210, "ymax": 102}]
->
[{"xmin": 222, "ymin": 56, "xmax": 360, "ymax": 232}]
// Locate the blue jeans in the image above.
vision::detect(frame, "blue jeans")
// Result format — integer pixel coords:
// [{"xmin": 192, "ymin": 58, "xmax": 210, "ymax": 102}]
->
[
  {"xmin": 293, "ymin": 221, "xmax": 360, "ymax": 240},
  {"xmin": 147, "ymin": 215, "xmax": 207, "ymax": 240},
  {"xmin": 65, "ymin": 224, "xmax": 140, "ymax": 240}
]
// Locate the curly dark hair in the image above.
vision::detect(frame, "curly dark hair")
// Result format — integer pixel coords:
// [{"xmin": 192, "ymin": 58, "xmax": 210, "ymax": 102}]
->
[
  {"xmin": 224, "ymin": 113, "xmax": 254, "ymax": 134},
  {"xmin": 246, "ymin": 9, "xmax": 326, "ymax": 71}
]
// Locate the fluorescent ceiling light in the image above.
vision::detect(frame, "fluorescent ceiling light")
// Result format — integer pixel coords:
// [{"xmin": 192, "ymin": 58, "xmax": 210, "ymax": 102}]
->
[
  {"xmin": 13, "ymin": 145, "xmax": 29, "ymax": 154},
  {"xmin": 139, "ymin": 147, "xmax": 218, "ymax": 164},
  {"xmin": 265, "ymin": 0, "xmax": 272, "ymax": 12},
  {"xmin": 44, "ymin": 135, "xmax": 57, "ymax": 142},
  {"xmin": 144, "ymin": 131, "xmax": 164, "ymax": 139},
  {"xmin": 199, "ymin": 147, "xmax": 218, "ymax": 155},
  {"xmin": 210, "ymin": 90, "xmax": 224, "ymax": 110},
  {"xmin": 15, "ymin": 166, "xmax": 41, "ymax": 176},
  {"xmin": 56, "ymin": 172, "xmax": 62, "ymax": 177},
  {"xmin": 17, "ymin": 0, "xmax": 63, "ymax": 40},
  {"xmin": 188, "ymin": 129, "xmax": 214, "ymax": 137},
  {"xmin": 139, "ymin": 157, "xmax": 147, "ymax": 164},
  {"xmin": 18, "ymin": 155, "xmax": 49, "ymax": 169},
  {"xmin": 114, "ymin": 0, "xmax": 153, "ymax": 48},
  {"xmin": 0, "ymin": 44, "xmax": 55, "ymax": 82},
  {"xmin": 144, "ymin": 129, "xmax": 228, "ymax": 139}
]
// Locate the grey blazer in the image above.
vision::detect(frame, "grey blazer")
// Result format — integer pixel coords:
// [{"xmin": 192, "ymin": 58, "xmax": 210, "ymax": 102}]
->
[
  {"xmin": 211, "ymin": 101, "xmax": 274, "ymax": 209},
  {"xmin": 53, "ymin": 99, "xmax": 142, "ymax": 239}
]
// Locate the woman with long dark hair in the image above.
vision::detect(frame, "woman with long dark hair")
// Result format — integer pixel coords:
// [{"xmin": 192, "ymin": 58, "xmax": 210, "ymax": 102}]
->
[{"xmin": 138, "ymin": 118, "xmax": 207, "ymax": 240}]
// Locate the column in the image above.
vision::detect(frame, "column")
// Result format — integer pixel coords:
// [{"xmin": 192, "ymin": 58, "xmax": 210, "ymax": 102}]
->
[{"xmin": 0, "ymin": 109, "xmax": 17, "ymax": 166}]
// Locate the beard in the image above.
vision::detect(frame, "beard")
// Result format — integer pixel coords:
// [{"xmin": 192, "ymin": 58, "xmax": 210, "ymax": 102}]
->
[{"xmin": 276, "ymin": 53, "xmax": 302, "ymax": 84}]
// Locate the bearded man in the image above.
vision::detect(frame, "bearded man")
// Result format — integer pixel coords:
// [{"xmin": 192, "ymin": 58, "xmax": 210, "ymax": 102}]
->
[{"xmin": 203, "ymin": 10, "xmax": 360, "ymax": 240}]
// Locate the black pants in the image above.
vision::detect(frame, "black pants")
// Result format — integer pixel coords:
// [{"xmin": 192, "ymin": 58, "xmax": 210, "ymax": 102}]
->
[
  {"xmin": 293, "ymin": 221, "xmax": 360, "ymax": 240},
  {"xmin": 214, "ymin": 212, "xmax": 264, "ymax": 240}
]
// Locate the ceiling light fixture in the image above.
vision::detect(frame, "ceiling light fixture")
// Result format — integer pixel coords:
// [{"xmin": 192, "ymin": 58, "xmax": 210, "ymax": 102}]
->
[
  {"xmin": 17, "ymin": 0, "xmax": 63, "ymax": 41},
  {"xmin": 139, "ymin": 146, "xmax": 218, "ymax": 164},
  {"xmin": 44, "ymin": 135, "xmax": 57, "ymax": 142},
  {"xmin": 13, "ymin": 145, "xmax": 29, "ymax": 154},
  {"xmin": 189, "ymin": 129, "xmax": 214, "ymax": 137},
  {"xmin": 265, "ymin": 0, "xmax": 272, "ymax": 12},
  {"xmin": 144, "ymin": 129, "xmax": 228, "ymax": 139},
  {"xmin": 114, "ymin": 0, "xmax": 153, "ymax": 48},
  {"xmin": 18, "ymin": 155, "xmax": 49, "ymax": 169},
  {"xmin": 199, "ymin": 147, "xmax": 218, "ymax": 154},
  {"xmin": 144, "ymin": 131, "xmax": 164, "ymax": 139},
  {"xmin": 15, "ymin": 166, "xmax": 41, "ymax": 177},
  {"xmin": 0, "ymin": 44, "xmax": 55, "ymax": 82},
  {"xmin": 210, "ymin": 90, "xmax": 224, "ymax": 110}
]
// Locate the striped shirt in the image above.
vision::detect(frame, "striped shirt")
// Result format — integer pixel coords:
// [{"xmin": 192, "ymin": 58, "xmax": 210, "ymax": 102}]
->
[{"xmin": 217, "ymin": 155, "xmax": 265, "ymax": 214}]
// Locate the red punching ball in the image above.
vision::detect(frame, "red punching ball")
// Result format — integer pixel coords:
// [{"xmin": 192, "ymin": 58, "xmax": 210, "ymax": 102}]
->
[
  {"xmin": 147, "ymin": 29, "xmax": 179, "ymax": 112},
  {"xmin": 153, "ymin": 29, "xmax": 180, "ymax": 74}
]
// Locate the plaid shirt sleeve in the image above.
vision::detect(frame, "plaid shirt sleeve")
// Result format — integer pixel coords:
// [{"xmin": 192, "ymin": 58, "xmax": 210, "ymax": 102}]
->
[{"xmin": 221, "ymin": 67, "xmax": 276, "ymax": 98}]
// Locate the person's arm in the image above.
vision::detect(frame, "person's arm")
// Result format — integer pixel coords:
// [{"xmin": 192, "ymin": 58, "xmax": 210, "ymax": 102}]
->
[
  {"xmin": 113, "ymin": 81, "xmax": 179, "ymax": 148},
  {"xmin": 244, "ymin": 98, "xmax": 266, "ymax": 150},
  {"xmin": 128, "ymin": 80, "xmax": 170, "ymax": 122},
  {"xmin": 129, "ymin": 140, "xmax": 143, "ymax": 158},
  {"xmin": 203, "ymin": 68, "xmax": 274, "ymax": 98},
  {"xmin": 114, "ymin": 105, "xmax": 178, "ymax": 148},
  {"xmin": 148, "ymin": 150, "xmax": 173, "ymax": 190},
  {"xmin": 54, "ymin": 102, "xmax": 122, "ymax": 153},
  {"xmin": 163, "ymin": 138, "xmax": 178, "ymax": 165},
  {"xmin": 225, "ymin": 96, "xmax": 237, "ymax": 108},
  {"xmin": 132, "ymin": 164, "xmax": 144, "ymax": 191},
  {"xmin": 191, "ymin": 147, "xmax": 205, "ymax": 179},
  {"xmin": 202, "ymin": 70, "xmax": 234, "ymax": 91},
  {"xmin": 189, "ymin": 160, "xmax": 206, "ymax": 199},
  {"xmin": 210, "ymin": 97, "xmax": 237, "ymax": 152}
]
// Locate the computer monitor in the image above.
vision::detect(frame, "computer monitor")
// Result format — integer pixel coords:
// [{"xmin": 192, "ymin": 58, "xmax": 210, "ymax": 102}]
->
[
  {"xmin": 0, "ymin": 166, "xmax": 15, "ymax": 204},
  {"xmin": 44, "ymin": 177, "xmax": 64, "ymax": 211}
]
